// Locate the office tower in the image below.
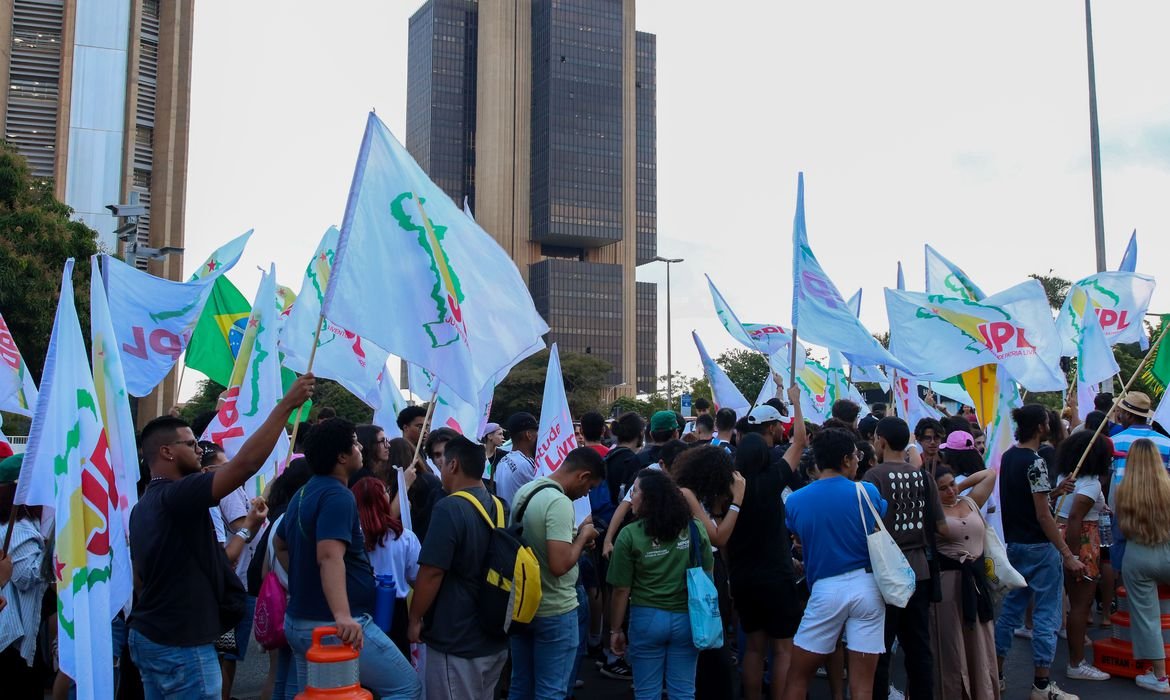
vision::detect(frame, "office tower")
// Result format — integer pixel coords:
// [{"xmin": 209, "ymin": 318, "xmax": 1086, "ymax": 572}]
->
[
  {"xmin": 407, "ymin": 0, "xmax": 657, "ymax": 395},
  {"xmin": 1, "ymin": 0, "xmax": 195, "ymax": 421}
]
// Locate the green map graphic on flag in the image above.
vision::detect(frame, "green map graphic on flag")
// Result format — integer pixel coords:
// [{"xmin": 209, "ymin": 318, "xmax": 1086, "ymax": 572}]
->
[
  {"xmin": 1143, "ymin": 315, "xmax": 1170, "ymax": 399},
  {"xmin": 390, "ymin": 192, "xmax": 467, "ymax": 349}
]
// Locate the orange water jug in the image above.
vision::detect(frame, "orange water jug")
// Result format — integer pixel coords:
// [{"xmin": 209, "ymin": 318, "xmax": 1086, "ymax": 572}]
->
[{"xmin": 294, "ymin": 626, "xmax": 373, "ymax": 699}]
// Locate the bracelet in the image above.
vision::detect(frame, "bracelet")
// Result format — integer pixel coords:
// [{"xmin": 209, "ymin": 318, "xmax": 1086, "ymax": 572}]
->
[{"xmin": 728, "ymin": 504, "xmax": 741, "ymax": 513}]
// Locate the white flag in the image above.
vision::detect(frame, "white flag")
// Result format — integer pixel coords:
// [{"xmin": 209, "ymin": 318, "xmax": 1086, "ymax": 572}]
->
[
  {"xmin": 533, "ymin": 344, "xmax": 589, "ymax": 526},
  {"xmin": 0, "ymin": 310, "xmax": 39, "ymax": 415},
  {"xmin": 104, "ymin": 231, "xmax": 250, "ymax": 395},
  {"xmin": 322, "ymin": 112, "xmax": 548, "ymax": 404},
  {"xmin": 281, "ymin": 226, "xmax": 387, "ymax": 408},
  {"xmin": 200, "ymin": 265, "xmax": 289, "ymax": 495},
  {"xmin": 373, "ymin": 360, "xmax": 408, "ymax": 440},
  {"xmin": 16, "ymin": 259, "xmax": 126, "ymax": 700},
  {"xmin": 693, "ymin": 331, "xmax": 750, "ymax": 420}
]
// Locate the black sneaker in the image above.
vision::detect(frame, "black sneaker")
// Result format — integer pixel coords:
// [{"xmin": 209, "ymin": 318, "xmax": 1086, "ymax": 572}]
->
[{"xmin": 600, "ymin": 659, "xmax": 633, "ymax": 680}]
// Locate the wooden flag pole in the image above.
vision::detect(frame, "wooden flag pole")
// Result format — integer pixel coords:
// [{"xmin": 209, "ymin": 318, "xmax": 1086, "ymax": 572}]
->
[
  {"xmin": 1, "ymin": 518, "xmax": 15, "ymax": 558},
  {"xmin": 789, "ymin": 329, "xmax": 799, "ymax": 389},
  {"xmin": 1067, "ymin": 323, "xmax": 1169, "ymax": 483},
  {"xmin": 284, "ymin": 312, "xmax": 327, "ymax": 467},
  {"xmin": 408, "ymin": 389, "xmax": 441, "ymax": 472}
]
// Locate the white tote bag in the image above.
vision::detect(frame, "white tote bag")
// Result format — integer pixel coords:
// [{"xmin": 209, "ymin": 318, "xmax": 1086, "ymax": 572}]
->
[
  {"xmin": 856, "ymin": 484, "xmax": 917, "ymax": 608},
  {"xmin": 961, "ymin": 496, "xmax": 1026, "ymax": 592}
]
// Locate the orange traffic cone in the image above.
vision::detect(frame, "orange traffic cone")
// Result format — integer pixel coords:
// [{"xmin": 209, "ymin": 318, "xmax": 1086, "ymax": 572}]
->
[
  {"xmin": 295, "ymin": 626, "xmax": 373, "ymax": 699},
  {"xmin": 1093, "ymin": 584, "xmax": 1170, "ymax": 679}
]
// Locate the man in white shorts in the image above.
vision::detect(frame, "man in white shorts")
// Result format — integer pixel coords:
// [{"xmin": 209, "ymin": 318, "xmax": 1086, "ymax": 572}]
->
[{"xmin": 784, "ymin": 427, "xmax": 888, "ymax": 700}]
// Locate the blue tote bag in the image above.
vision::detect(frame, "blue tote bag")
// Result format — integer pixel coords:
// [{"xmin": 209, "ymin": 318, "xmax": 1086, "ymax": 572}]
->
[{"xmin": 685, "ymin": 521, "xmax": 723, "ymax": 650}]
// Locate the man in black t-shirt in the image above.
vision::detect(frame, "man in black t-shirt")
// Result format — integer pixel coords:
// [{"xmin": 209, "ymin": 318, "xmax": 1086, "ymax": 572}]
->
[
  {"xmin": 727, "ymin": 385, "xmax": 806, "ymax": 700},
  {"xmin": 993, "ymin": 404, "xmax": 1085, "ymax": 700},
  {"xmin": 410, "ymin": 436, "xmax": 510, "ymax": 699},
  {"xmin": 128, "ymin": 375, "xmax": 314, "ymax": 700}
]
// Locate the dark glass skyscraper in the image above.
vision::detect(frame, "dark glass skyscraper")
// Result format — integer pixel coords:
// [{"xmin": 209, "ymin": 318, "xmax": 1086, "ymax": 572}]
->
[{"xmin": 407, "ymin": 0, "xmax": 657, "ymax": 393}]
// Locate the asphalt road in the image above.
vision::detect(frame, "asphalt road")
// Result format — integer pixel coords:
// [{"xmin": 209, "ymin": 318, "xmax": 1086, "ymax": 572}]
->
[{"xmin": 230, "ymin": 624, "xmax": 1156, "ymax": 699}]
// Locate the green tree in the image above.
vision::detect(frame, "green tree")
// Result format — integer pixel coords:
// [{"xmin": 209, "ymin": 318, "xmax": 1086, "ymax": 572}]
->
[
  {"xmin": 1029, "ymin": 272, "xmax": 1072, "ymax": 311},
  {"xmin": 490, "ymin": 349, "xmax": 613, "ymax": 422},
  {"xmin": 715, "ymin": 349, "xmax": 769, "ymax": 402},
  {"xmin": 313, "ymin": 378, "xmax": 374, "ymax": 424},
  {"xmin": 0, "ymin": 141, "xmax": 102, "ymax": 381},
  {"xmin": 179, "ymin": 379, "xmax": 227, "ymax": 424}
]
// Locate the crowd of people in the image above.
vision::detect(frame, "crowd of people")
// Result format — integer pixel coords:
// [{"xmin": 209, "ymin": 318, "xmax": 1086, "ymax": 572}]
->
[{"xmin": 4, "ymin": 374, "xmax": 1170, "ymax": 700}]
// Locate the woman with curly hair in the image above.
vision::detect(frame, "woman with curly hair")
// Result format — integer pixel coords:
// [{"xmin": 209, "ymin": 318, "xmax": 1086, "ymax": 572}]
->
[
  {"xmin": 1115, "ymin": 438, "xmax": 1170, "ymax": 693},
  {"xmin": 671, "ymin": 445, "xmax": 743, "ymax": 699},
  {"xmin": 608, "ymin": 468, "xmax": 713, "ymax": 700},
  {"xmin": 1053, "ymin": 430, "xmax": 1113, "ymax": 681},
  {"xmin": 351, "ymin": 476, "xmax": 421, "ymax": 657}
]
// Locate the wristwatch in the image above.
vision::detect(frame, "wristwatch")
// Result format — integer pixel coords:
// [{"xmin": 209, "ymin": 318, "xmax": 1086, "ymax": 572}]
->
[{"xmin": 234, "ymin": 527, "xmax": 254, "ymax": 543}]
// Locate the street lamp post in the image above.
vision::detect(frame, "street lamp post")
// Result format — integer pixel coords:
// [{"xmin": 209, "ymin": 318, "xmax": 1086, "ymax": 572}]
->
[{"xmin": 653, "ymin": 256, "xmax": 684, "ymax": 409}]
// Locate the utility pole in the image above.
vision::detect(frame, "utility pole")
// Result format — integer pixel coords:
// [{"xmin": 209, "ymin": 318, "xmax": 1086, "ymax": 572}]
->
[{"xmin": 1085, "ymin": 0, "xmax": 1107, "ymax": 272}]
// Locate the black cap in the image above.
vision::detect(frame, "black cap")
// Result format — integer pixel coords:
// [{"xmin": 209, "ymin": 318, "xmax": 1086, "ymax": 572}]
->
[{"xmin": 507, "ymin": 412, "xmax": 539, "ymax": 435}]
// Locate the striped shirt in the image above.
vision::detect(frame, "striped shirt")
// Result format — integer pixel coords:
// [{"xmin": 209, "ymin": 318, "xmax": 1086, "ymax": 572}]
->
[
  {"xmin": 1108, "ymin": 425, "xmax": 1170, "ymax": 508},
  {"xmin": 0, "ymin": 519, "xmax": 49, "ymax": 664}
]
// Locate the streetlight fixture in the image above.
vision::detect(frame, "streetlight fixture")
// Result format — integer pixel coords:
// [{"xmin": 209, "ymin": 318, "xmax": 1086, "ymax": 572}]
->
[{"xmin": 652, "ymin": 255, "xmax": 684, "ymax": 408}]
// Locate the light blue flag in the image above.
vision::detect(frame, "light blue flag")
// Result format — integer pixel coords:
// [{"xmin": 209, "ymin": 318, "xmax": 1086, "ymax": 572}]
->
[
  {"xmin": 924, "ymin": 244, "xmax": 985, "ymax": 301},
  {"xmin": 790, "ymin": 173, "xmax": 909, "ymax": 371},
  {"xmin": 843, "ymin": 289, "xmax": 890, "ymax": 390},
  {"xmin": 885, "ymin": 280, "xmax": 1067, "ymax": 392},
  {"xmin": 707, "ymin": 274, "xmax": 803, "ymax": 360},
  {"xmin": 1055, "ymin": 271, "xmax": 1156, "ymax": 352},
  {"xmin": 1118, "ymin": 230, "xmax": 1137, "ymax": 273},
  {"xmin": 897, "ymin": 262, "xmax": 906, "ymax": 292},
  {"xmin": 323, "ymin": 112, "xmax": 549, "ymax": 404},
  {"xmin": 693, "ymin": 331, "xmax": 750, "ymax": 420}
]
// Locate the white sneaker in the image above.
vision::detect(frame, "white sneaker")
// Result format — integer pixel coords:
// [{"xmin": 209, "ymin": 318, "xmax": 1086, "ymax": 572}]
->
[
  {"xmin": 1015, "ymin": 626, "xmax": 1034, "ymax": 639},
  {"xmin": 1136, "ymin": 672, "xmax": 1170, "ymax": 694},
  {"xmin": 1066, "ymin": 661, "xmax": 1111, "ymax": 681},
  {"xmin": 1031, "ymin": 681, "xmax": 1080, "ymax": 700},
  {"xmin": 887, "ymin": 686, "xmax": 906, "ymax": 700}
]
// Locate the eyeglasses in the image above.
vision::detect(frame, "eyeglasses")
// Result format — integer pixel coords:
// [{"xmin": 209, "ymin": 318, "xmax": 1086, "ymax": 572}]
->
[
  {"xmin": 920, "ymin": 435, "xmax": 941, "ymax": 443},
  {"xmin": 170, "ymin": 439, "xmax": 198, "ymax": 450},
  {"xmin": 377, "ymin": 438, "xmax": 392, "ymax": 445}
]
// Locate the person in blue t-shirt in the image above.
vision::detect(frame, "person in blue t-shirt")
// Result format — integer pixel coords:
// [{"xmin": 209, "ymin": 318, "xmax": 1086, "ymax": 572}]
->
[
  {"xmin": 275, "ymin": 418, "xmax": 420, "ymax": 699},
  {"xmin": 783, "ymin": 428, "xmax": 888, "ymax": 700}
]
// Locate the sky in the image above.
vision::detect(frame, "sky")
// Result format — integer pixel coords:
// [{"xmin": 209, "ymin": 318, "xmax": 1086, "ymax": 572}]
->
[{"xmin": 182, "ymin": 1, "xmax": 1170, "ymax": 399}]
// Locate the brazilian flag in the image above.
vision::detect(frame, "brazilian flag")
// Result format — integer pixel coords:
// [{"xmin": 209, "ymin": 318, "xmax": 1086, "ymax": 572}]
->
[{"xmin": 186, "ymin": 277, "xmax": 311, "ymax": 424}]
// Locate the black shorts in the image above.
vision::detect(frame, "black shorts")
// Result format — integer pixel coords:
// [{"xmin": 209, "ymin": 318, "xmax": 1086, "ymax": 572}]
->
[{"xmin": 732, "ymin": 578, "xmax": 802, "ymax": 640}]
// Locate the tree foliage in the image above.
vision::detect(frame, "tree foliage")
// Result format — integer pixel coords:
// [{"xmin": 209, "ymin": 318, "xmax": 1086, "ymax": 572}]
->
[
  {"xmin": 489, "ymin": 349, "xmax": 613, "ymax": 422},
  {"xmin": 715, "ymin": 349, "xmax": 770, "ymax": 403},
  {"xmin": 0, "ymin": 142, "xmax": 102, "ymax": 381},
  {"xmin": 1029, "ymin": 272, "xmax": 1072, "ymax": 311}
]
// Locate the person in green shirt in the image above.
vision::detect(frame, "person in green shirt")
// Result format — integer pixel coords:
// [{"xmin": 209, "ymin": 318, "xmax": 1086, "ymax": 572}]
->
[
  {"xmin": 508, "ymin": 447, "xmax": 605, "ymax": 700},
  {"xmin": 609, "ymin": 468, "xmax": 714, "ymax": 700}
]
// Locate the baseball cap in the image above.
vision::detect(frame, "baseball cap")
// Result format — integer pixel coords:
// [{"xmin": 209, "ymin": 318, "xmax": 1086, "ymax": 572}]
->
[
  {"xmin": 480, "ymin": 422, "xmax": 501, "ymax": 440},
  {"xmin": 747, "ymin": 405, "xmax": 785, "ymax": 425},
  {"xmin": 650, "ymin": 411, "xmax": 678, "ymax": 433},
  {"xmin": 943, "ymin": 430, "xmax": 976, "ymax": 451},
  {"xmin": 506, "ymin": 412, "xmax": 539, "ymax": 435},
  {"xmin": 0, "ymin": 453, "xmax": 23, "ymax": 484}
]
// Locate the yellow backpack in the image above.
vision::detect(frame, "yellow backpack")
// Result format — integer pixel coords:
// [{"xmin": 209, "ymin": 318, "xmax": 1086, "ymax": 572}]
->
[{"xmin": 452, "ymin": 485, "xmax": 553, "ymax": 635}]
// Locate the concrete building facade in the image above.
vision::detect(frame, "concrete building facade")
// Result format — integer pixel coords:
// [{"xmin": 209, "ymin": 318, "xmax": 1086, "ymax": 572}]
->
[{"xmin": 407, "ymin": 0, "xmax": 657, "ymax": 394}]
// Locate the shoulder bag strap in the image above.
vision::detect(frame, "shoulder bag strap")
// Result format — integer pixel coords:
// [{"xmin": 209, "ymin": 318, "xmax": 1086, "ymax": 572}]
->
[
  {"xmin": 451, "ymin": 491, "xmax": 504, "ymax": 528},
  {"xmin": 687, "ymin": 520, "xmax": 702, "ymax": 569},
  {"xmin": 512, "ymin": 482, "xmax": 558, "ymax": 527},
  {"xmin": 856, "ymin": 483, "xmax": 886, "ymax": 534}
]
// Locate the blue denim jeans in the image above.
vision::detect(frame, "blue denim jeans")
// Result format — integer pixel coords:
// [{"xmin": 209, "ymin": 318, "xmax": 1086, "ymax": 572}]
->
[
  {"xmin": 509, "ymin": 609, "xmax": 579, "ymax": 700},
  {"xmin": 285, "ymin": 613, "xmax": 421, "ymax": 700},
  {"xmin": 568, "ymin": 585, "xmax": 589, "ymax": 688},
  {"xmin": 128, "ymin": 629, "xmax": 221, "ymax": 700},
  {"xmin": 272, "ymin": 645, "xmax": 297, "ymax": 700},
  {"xmin": 993, "ymin": 542, "xmax": 1063, "ymax": 668},
  {"xmin": 627, "ymin": 606, "xmax": 700, "ymax": 700}
]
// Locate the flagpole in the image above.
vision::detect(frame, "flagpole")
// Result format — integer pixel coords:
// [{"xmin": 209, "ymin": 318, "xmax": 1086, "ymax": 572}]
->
[
  {"xmin": 1, "ymin": 518, "xmax": 14, "ymax": 557},
  {"xmin": 408, "ymin": 389, "xmax": 441, "ymax": 472},
  {"xmin": 284, "ymin": 313, "xmax": 327, "ymax": 467},
  {"xmin": 789, "ymin": 329, "xmax": 799, "ymax": 388},
  {"xmin": 1066, "ymin": 324, "xmax": 1170, "ymax": 486}
]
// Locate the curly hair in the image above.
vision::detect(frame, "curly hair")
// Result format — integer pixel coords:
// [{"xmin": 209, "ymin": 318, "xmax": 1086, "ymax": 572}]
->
[
  {"xmin": 632, "ymin": 468, "xmax": 691, "ymax": 542},
  {"xmin": 1055, "ymin": 429, "xmax": 1111, "ymax": 479},
  {"xmin": 671, "ymin": 445, "xmax": 735, "ymax": 510}
]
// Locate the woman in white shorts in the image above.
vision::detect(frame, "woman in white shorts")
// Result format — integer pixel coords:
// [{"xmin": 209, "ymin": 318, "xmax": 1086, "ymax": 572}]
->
[{"xmin": 783, "ymin": 427, "xmax": 888, "ymax": 700}]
